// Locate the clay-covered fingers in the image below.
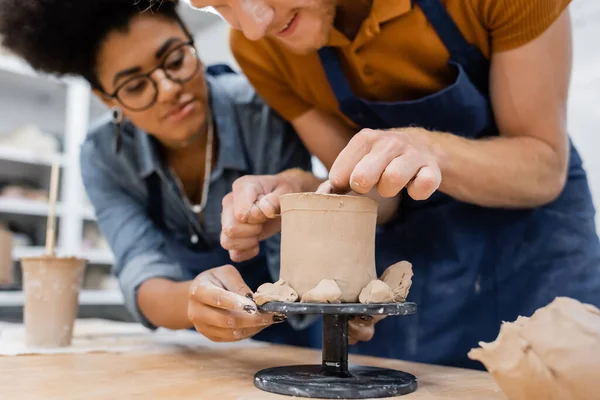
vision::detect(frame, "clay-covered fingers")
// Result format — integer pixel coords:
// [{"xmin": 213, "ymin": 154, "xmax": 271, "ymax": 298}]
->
[
  {"xmin": 188, "ymin": 266, "xmax": 285, "ymax": 342},
  {"xmin": 188, "ymin": 266, "xmax": 257, "ymax": 313},
  {"xmin": 188, "ymin": 303, "xmax": 276, "ymax": 342}
]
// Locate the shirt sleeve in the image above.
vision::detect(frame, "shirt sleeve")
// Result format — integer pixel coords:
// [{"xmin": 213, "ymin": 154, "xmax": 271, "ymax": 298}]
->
[
  {"xmin": 480, "ymin": 0, "xmax": 572, "ymax": 52},
  {"xmin": 80, "ymin": 139, "xmax": 185, "ymax": 330},
  {"xmin": 229, "ymin": 28, "xmax": 312, "ymax": 122}
]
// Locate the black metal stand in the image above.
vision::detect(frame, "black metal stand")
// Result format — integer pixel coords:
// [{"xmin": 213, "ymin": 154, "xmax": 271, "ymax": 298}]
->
[{"xmin": 254, "ymin": 302, "xmax": 418, "ymax": 399}]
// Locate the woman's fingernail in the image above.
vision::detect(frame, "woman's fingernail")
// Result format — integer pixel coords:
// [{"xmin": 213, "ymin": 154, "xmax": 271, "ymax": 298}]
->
[
  {"xmin": 273, "ymin": 313, "xmax": 287, "ymax": 323},
  {"xmin": 360, "ymin": 315, "xmax": 373, "ymax": 322},
  {"xmin": 244, "ymin": 305, "xmax": 257, "ymax": 314}
]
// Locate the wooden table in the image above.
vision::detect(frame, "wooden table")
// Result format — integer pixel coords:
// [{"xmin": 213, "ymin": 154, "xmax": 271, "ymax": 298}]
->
[{"xmin": 0, "ymin": 321, "xmax": 506, "ymax": 400}]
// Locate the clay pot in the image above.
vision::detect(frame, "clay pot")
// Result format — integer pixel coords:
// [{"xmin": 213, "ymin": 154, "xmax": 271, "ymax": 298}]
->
[
  {"xmin": 279, "ymin": 193, "xmax": 378, "ymax": 303},
  {"xmin": 0, "ymin": 229, "xmax": 13, "ymax": 285},
  {"xmin": 21, "ymin": 256, "xmax": 86, "ymax": 348}
]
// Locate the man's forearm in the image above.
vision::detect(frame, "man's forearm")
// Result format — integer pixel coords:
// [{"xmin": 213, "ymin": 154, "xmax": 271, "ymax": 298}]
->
[
  {"xmin": 137, "ymin": 278, "xmax": 193, "ymax": 330},
  {"xmin": 431, "ymin": 131, "xmax": 567, "ymax": 208}
]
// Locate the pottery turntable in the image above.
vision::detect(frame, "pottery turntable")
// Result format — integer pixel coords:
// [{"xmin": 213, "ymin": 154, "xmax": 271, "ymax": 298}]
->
[
  {"xmin": 255, "ymin": 301, "xmax": 418, "ymax": 399},
  {"xmin": 251, "ymin": 193, "xmax": 419, "ymax": 399}
]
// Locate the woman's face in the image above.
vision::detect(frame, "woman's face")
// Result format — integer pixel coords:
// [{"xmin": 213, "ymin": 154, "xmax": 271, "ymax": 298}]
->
[{"xmin": 94, "ymin": 15, "xmax": 209, "ymax": 148}]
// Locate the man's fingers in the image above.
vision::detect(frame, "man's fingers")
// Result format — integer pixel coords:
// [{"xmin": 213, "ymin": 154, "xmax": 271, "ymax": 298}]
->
[
  {"xmin": 220, "ymin": 234, "xmax": 259, "ymax": 251},
  {"xmin": 347, "ymin": 315, "xmax": 386, "ymax": 344},
  {"xmin": 348, "ymin": 319, "xmax": 375, "ymax": 342},
  {"xmin": 329, "ymin": 129, "xmax": 375, "ymax": 192},
  {"xmin": 229, "ymin": 246, "xmax": 261, "ymax": 263},
  {"xmin": 221, "ymin": 207, "xmax": 263, "ymax": 239},
  {"xmin": 231, "ymin": 178, "xmax": 264, "ymax": 223},
  {"xmin": 349, "ymin": 138, "xmax": 410, "ymax": 194},
  {"xmin": 377, "ymin": 152, "xmax": 426, "ymax": 198},
  {"xmin": 406, "ymin": 164, "xmax": 441, "ymax": 201}
]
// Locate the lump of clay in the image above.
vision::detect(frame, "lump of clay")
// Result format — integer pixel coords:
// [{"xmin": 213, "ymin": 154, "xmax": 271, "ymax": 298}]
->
[
  {"xmin": 301, "ymin": 279, "xmax": 342, "ymax": 303},
  {"xmin": 468, "ymin": 297, "xmax": 600, "ymax": 400},
  {"xmin": 279, "ymin": 193, "xmax": 378, "ymax": 303},
  {"xmin": 359, "ymin": 280, "xmax": 394, "ymax": 304},
  {"xmin": 380, "ymin": 261, "xmax": 413, "ymax": 302},
  {"xmin": 253, "ymin": 279, "xmax": 298, "ymax": 306}
]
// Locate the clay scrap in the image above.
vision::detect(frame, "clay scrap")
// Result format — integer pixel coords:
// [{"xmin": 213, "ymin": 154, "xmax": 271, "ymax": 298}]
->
[
  {"xmin": 468, "ymin": 297, "xmax": 600, "ymax": 400},
  {"xmin": 301, "ymin": 279, "xmax": 342, "ymax": 303},
  {"xmin": 380, "ymin": 261, "xmax": 413, "ymax": 302},
  {"xmin": 359, "ymin": 280, "xmax": 394, "ymax": 304},
  {"xmin": 253, "ymin": 280, "xmax": 298, "ymax": 306}
]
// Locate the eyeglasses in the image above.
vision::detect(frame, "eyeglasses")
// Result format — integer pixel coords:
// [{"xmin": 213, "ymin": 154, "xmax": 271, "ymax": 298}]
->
[{"xmin": 106, "ymin": 40, "xmax": 200, "ymax": 112}]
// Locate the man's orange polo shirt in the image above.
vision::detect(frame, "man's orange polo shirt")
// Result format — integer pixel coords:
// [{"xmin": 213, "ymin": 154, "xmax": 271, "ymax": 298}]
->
[{"xmin": 230, "ymin": 0, "xmax": 571, "ymax": 128}]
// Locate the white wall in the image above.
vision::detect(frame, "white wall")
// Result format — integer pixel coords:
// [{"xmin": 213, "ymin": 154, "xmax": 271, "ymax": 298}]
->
[
  {"xmin": 194, "ymin": 22, "xmax": 239, "ymax": 67},
  {"xmin": 567, "ymin": 0, "xmax": 600, "ymax": 225}
]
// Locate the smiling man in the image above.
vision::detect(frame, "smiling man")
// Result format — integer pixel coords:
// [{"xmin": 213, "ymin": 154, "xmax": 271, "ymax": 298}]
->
[{"xmin": 184, "ymin": 0, "xmax": 600, "ymax": 369}]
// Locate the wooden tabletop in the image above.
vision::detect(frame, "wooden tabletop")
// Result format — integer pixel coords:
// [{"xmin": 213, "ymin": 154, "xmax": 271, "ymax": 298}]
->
[{"xmin": 0, "ymin": 320, "xmax": 506, "ymax": 400}]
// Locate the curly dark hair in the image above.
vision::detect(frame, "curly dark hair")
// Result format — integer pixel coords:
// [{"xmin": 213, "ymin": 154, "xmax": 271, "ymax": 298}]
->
[{"xmin": 0, "ymin": 0, "xmax": 184, "ymax": 89}]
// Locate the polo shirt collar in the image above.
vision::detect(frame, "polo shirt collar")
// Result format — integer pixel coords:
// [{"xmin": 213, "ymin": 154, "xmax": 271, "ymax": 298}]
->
[
  {"xmin": 133, "ymin": 74, "xmax": 249, "ymax": 179},
  {"xmin": 326, "ymin": 0, "xmax": 413, "ymax": 47}
]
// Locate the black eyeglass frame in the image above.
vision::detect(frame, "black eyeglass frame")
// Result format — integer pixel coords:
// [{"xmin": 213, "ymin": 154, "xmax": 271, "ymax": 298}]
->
[{"xmin": 102, "ymin": 39, "xmax": 200, "ymax": 112}]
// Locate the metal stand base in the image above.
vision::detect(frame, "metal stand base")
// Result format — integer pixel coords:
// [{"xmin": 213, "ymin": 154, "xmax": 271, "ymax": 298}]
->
[
  {"xmin": 255, "ymin": 365, "xmax": 417, "ymax": 399},
  {"xmin": 254, "ymin": 302, "xmax": 418, "ymax": 399}
]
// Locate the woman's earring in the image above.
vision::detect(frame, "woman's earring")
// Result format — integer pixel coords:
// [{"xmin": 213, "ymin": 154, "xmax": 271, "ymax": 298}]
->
[{"xmin": 112, "ymin": 107, "xmax": 124, "ymax": 153}]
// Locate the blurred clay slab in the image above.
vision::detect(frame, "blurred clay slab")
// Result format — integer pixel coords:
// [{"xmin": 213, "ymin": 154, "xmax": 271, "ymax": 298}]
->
[{"xmin": 0, "ymin": 323, "xmax": 506, "ymax": 400}]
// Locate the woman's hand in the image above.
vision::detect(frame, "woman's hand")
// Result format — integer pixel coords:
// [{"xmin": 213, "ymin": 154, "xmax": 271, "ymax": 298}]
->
[{"xmin": 188, "ymin": 265, "xmax": 286, "ymax": 342}]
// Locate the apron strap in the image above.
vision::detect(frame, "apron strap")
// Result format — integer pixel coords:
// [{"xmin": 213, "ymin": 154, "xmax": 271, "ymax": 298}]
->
[
  {"xmin": 415, "ymin": 0, "xmax": 473, "ymax": 62},
  {"xmin": 317, "ymin": 47, "xmax": 356, "ymax": 104},
  {"xmin": 415, "ymin": 0, "xmax": 490, "ymax": 95},
  {"xmin": 317, "ymin": 47, "xmax": 388, "ymax": 128}
]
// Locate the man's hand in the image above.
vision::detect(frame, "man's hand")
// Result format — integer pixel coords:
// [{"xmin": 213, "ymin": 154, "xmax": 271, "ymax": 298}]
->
[
  {"xmin": 188, "ymin": 265, "xmax": 285, "ymax": 342},
  {"xmin": 221, "ymin": 169, "xmax": 322, "ymax": 262},
  {"xmin": 328, "ymin": 128, "xmax": 442, "ymax": 200},
  {"xmin": 348, "ymin": 315, "xmax": 386, "ymax": 345}
]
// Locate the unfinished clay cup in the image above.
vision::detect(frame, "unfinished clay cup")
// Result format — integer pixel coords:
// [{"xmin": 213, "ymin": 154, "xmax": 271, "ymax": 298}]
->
[
  {"xmin": 21, "ymin": 256, "xmax": 86, "ymax": 348},
  {"xmin": 0, "ymin": 229, "xmax": 13, "ymax": 285},
  {"xmin": 279, "ymin": 193, "xmax": 378, "ymax": 302}
]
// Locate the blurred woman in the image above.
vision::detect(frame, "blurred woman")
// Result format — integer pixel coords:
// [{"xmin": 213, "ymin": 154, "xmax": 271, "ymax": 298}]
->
[{"xmin": 0, "ymin": 0, "xmax": 321, "ymax": 346}]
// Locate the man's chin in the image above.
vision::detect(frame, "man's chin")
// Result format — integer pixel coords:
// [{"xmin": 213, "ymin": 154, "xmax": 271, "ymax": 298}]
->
[{"xmin": 275, "ymin": 35, "xmax": 329, "ymax": 55}]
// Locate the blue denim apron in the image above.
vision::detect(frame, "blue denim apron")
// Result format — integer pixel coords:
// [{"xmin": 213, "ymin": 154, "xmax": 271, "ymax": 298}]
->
[
  {"xmin": 319, "ymin": 0, "xmax": 600, "ymax": 369},
  {"xmin": 143, "ymin": 66, "xmax": 321, "ymax": 347}
]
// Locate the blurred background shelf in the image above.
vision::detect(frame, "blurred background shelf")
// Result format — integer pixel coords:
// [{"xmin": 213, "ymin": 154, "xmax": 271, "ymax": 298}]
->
[
  {"xmin": 11, "ymin": 246, "xmax": 113, "ymax": 265},
  {"xmin": 0, "ymin": 146, "xmax": 64, "ymax": 167},
  {"xmin": 0, "ymin": 198, "xmax": 63, "ymax": 217},
  {"xmin": 0, "ymin": 290, "xmax": 124, "ymax": 307}
]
